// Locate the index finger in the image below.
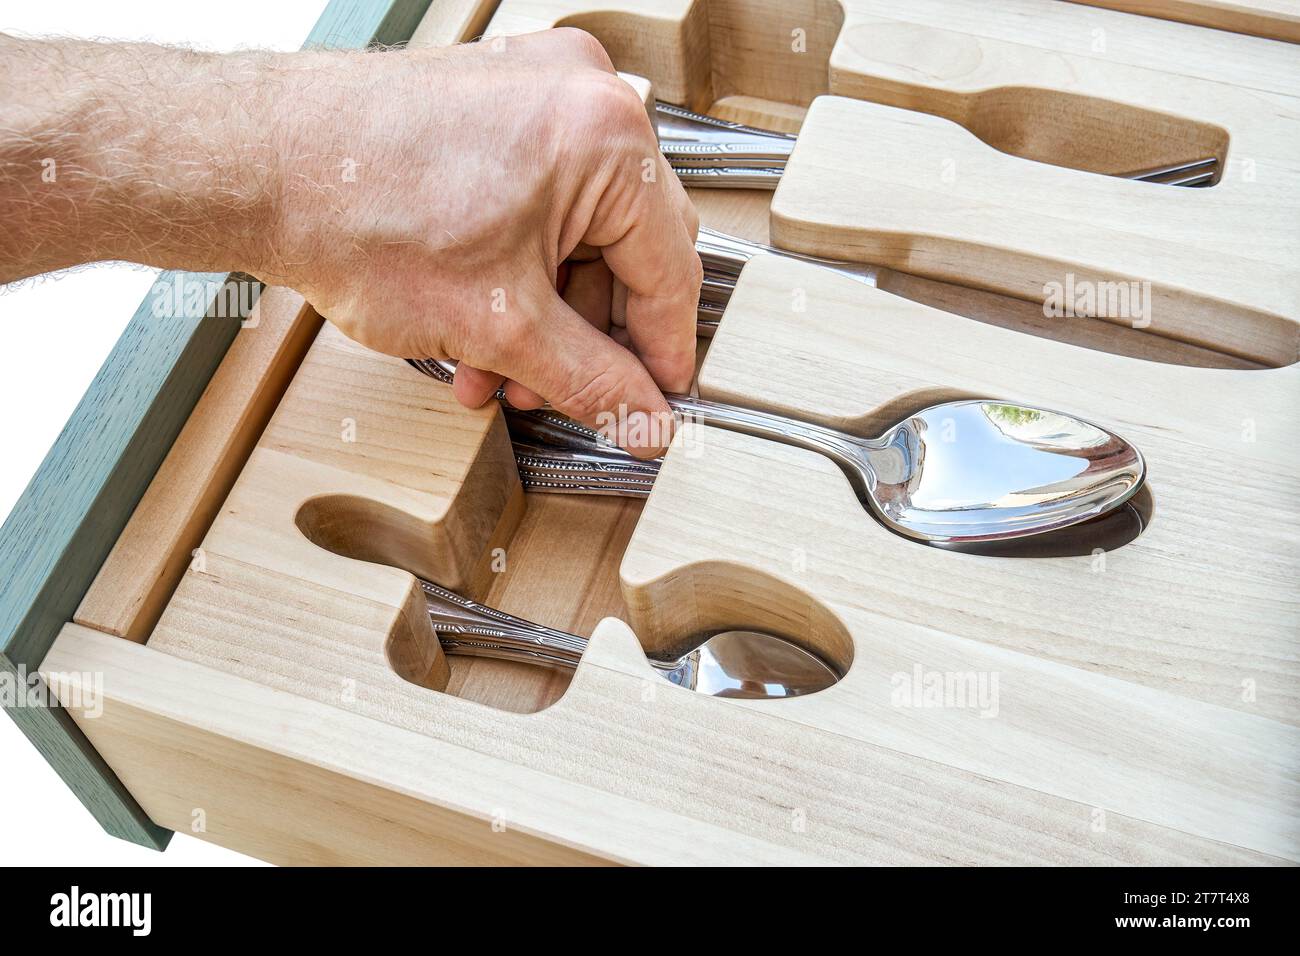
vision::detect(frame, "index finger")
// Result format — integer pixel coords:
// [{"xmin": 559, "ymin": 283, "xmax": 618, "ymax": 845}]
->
[{"xmin": 597, "ymin": 157, "xmax": 701, "ymax": 395}]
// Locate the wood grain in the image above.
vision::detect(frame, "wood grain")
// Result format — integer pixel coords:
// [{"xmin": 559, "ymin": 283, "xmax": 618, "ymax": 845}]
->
[
  {"xmin": 115, "ymin": 269, "xmax": 1296, "ymax": 864},
  {"xmin": 1071, "ymin": 0, "xmax": 1300, "ymax": 43},
  {"xmin": 145, "ymin": 324, "xmax": 521, "ymax": 699},
  {"xmin": 409, "ymin": 0, "xmax": 502, "ymax": 45},
  {"xmin": 486, "ymin": 0, "xmax": 1300, "ymax": 366},
  {"xmin": 26, "ymin": 0, "xmax": 1298, "ymax": 864},
  {"xmin": 692, "ymin": 254, "xmax": 1300, "ymax": 723},
  {"xmin": 75, "ymin": 288, "xmax": 318, "ymax": 642},
  {"xmin": 623, "ymin": 425, "xmax": 1298, "ymax": 860},
  {"xmin": 806, "ymin": 0, "xmax": 1300, "ymax": 365},
  {"xmin": 771, "ymin": 95, "xmax": 1299, "ymax": 366},
  {"xmin": 45, "ymin": 618, "xmax": 1290, "ymax": 865}
]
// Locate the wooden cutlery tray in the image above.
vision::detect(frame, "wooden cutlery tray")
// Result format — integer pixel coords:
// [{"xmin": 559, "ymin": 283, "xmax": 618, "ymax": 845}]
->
[{"xmin": 19, "ymin": 0, "xmax": 1300, "ymax": 865}]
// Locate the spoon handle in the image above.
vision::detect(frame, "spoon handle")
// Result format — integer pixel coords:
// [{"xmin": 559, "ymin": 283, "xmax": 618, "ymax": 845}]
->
[
  {"xmin": 655, "ymin": 101, "xmax": 796, "ymax": 170},
  {"xmin": 422, "ymin": 580, "xmax": 687, "ymax": 675},
  {"xmin": 665, "ymin": 394, "xmax": 869, "ymax": 481},
  {"xmin": 408, "ymin": 359, "xmax": 872, "ymax": 496},
  {"xmin": 421, "ymin": 580, "xmax": 588, "ymax": 668}
]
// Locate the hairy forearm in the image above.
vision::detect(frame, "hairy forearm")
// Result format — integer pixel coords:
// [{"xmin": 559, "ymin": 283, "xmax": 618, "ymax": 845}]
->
[
  {"xmin": 0, "ymin": 27, "xmax": 701, "ymax": 453},
  {"xmin": 0, "ymin": 33, "xmax": 323, "ymax": 283}
]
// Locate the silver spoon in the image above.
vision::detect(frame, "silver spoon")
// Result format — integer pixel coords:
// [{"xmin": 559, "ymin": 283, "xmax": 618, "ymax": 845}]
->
[
  {"xmin": 422, "ymin": 580, "xmax": 840, "ymax": 699},
  {"xmin": 410, "ymin": 360, "xmax": 1146, "ymax": 545}
]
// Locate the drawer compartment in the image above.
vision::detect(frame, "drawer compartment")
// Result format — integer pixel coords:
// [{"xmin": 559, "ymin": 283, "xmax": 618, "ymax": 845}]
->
[{"xmin": 18, "ymin": 0, "xmax": 1300, "ymax": 865}]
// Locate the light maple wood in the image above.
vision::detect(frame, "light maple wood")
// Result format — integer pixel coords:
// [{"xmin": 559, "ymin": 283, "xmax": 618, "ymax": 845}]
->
[
  {"xmin": 408, "ymin": 0, "xmax": 503, "ymax": 45},
  {"xmin": 486, "ymin": 0, "xmax": 1300, "ymax": 124},
  {"xmin": 771, "ymin": 94, "xmax": 1299, "ymax": 366},
  {"xmin": 691, "ymin": 254, "xmax": 1300, "ymax": 722},
  {"xmin": 43, "ymin": 612, "xmax": 1291, "ymax": 865},
  {"xmin": 786, "ymin": 0, "xmax": 1300, "ymax": 365},
  {"xmin": 144, "ymin": 324, "xmax": 521, "ymax": 693},
  {"xmin": 1072, "ymin": 0, "xmax": 1300, "ymax": 43},
  {"xmin": 54, "ymin": 260, "xmax": 1294, "ymax": 864},
  {"xmin": 691, "ymin": 95, "xmax": 1262, "ymax": 369},
  {"xmin": 74, "ymin": 288, "xmax": 320, "ymax": 642},
  {"xmin": 33, "ymin": 0, "xmax": 1299, "ymax": 865},
  {"xmin": 487, "ymin": 0, "xmax": 1300, "ymax": 365},
  {"xmin": 485, "ymin": 0, "xmax": 843, "ymax": 110}
]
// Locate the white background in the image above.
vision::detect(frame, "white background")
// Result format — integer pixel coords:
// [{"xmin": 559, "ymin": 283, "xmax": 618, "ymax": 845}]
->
[{"xmin": 0, "ymin": 0, "xmax": 330, "ymax": 867}]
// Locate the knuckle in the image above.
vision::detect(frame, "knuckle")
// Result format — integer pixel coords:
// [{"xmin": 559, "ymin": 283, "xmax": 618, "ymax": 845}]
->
[
  {"xmin": 570, "ymin": 72, "xmax": 647, "ymax": 135},
  {"xmin": 549, "ymin": 27, "xmax": 615, "ymax": 71},
  {"xmin": 683, "ymin": 248, "xmax": 704, "ymax": 289}
]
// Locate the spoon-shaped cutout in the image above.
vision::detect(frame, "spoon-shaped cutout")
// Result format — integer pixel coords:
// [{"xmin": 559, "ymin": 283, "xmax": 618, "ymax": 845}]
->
[
  {"xmin": 423, "ymin": 581, "xmax": 840, "ymax": 700},
  {"xmin": 656, "ymin": 104, "xmax": 1219, "ymax": 188},
  {"xmin": 411, "ymin": 360, "xmax": 1145, "ymax": 544}
]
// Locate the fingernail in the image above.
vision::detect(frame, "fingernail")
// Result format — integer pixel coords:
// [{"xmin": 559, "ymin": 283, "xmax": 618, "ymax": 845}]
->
[{"xmin": 619, "ymin": 408, "xmax": 675, "ymax": 459}]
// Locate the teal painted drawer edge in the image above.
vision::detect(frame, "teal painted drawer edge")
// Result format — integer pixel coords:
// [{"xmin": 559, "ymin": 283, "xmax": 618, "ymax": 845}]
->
[{"xmin": 0, "ymin": 0, "xmax": 434, "ymax": 851}]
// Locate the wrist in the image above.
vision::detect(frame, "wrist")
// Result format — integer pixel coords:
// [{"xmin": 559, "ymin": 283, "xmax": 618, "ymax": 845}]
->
[
  {"xmin": 147, "ymin": 48, "xmax": 287, "ymax": 278},
  {"xmin": 251, "ymin": 48, "xmax": 445, "ymax": 295},
  {"xmin": 9, "ymin": 40, "xmax": 287, "ymax": 279}
]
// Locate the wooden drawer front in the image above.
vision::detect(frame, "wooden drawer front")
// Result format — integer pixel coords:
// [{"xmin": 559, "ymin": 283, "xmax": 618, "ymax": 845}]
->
[{"xmin": 32, "ymin": 0, "xmax": 1300, "ymax": 864}]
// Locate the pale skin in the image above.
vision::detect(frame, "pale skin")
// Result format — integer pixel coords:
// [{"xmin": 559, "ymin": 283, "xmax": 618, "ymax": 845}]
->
[{"xmin": 0, "ymin": 28, "xmax": 701, "ymax": 456}]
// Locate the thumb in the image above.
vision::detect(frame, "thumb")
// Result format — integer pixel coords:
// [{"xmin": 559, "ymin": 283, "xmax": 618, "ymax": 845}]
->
[{"xmin": 497, "ymin": 292, "xmax": 677, "ymax": 459}]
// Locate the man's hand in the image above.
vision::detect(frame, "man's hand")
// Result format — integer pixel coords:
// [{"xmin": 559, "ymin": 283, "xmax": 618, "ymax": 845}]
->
[{"xmin": 0, "ymin": 29, "xmax": 701, "ymax": 456}]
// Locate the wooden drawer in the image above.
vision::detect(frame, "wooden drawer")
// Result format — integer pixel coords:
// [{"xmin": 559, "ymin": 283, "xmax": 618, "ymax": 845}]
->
[{"xmin": 4, "ymin": 0, "xmax": 1298, "ymax": 864}]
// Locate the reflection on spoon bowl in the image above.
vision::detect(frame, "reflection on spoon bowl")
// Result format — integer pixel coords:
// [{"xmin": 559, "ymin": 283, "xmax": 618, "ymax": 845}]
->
[
  {"xmin": 866, "ymin": 401, "xmax": 1146, "ymax": 543},
  {"xmin": 650, "ymin": 629, "xmax": 842, "ymax": 699}
]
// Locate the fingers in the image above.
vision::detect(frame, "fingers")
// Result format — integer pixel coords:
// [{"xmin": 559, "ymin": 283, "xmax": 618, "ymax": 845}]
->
[
  {"xmin": 472, "ymin": 290, "xmax": 676, "ymax": 459},
  {"xmin": 502, "ymin": 256, "xmax": 612, "ymax": 410},
  {"xmin": 431, "ymin": 31, "xmax": 697, "ymax": 457},
  {"xmin": 605, "ymin": 278, "xmax": 631, "ymax": 348},
  {"xmin": 452, "ymin": 363, "xmax": 506, "ymax": 408},
  {"xmin": 591, "ymin": 159, "xmax": 701, "ymax": 395},
  {"xmin": 502, "ymin": 379, "xmax": 544, "ymax": 409}
]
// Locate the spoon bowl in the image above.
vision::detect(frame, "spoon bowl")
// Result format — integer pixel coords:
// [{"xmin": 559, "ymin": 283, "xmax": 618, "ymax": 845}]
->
[
  {"xmin": 865, "ymin": 400, "xmax": 1146, "ymax": 542},
  {"xmin": 664, "ymin": 395, "xmax": 1146, "ymax": 544},
  {"xmin": 650, "ymin": 629, "xmax": 841, "ymax": 699},
  {"xmin": 423, "ymin": 581, "xmax": 842, "ymax": 701}
]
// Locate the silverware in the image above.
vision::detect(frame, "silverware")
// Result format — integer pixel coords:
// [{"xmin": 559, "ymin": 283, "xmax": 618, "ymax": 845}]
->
[
  {"xmin": 513, "ymin": 443, "xmax": 657, "ymax": 496},
  {"xmin": 422, "ymin": 579, "xmax": 841, "ymax": 699},
  {"xmin": 1116, "ymin": 158, "xmax": 1219, "ymax": 187},
  {"xmin": 410, "ymin": 359, "xmax": 1146, "ymax": 544},
  {"xmin": 656, "ymin": 101, "xmax": 793, "ymax": 189},
  {"xmin": 694, "ymin": 227, "xmax": 877, "ymax": 335},
  {"xmin": 656, "ymin": 101, "xmax": 1220, "ymax": 189},
  {"xmin": 503, "ymin": 405, "xmax": 656, "ymax": 494}
]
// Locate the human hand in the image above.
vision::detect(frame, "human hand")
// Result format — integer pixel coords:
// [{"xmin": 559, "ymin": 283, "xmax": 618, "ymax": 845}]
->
[
  {"xmin": 0, "ymin": 29, "xmax": 699, "ymax": 455},
  {"xmin": 262, "ymin": 29, "xmax": 701, "ymax": 456}
]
